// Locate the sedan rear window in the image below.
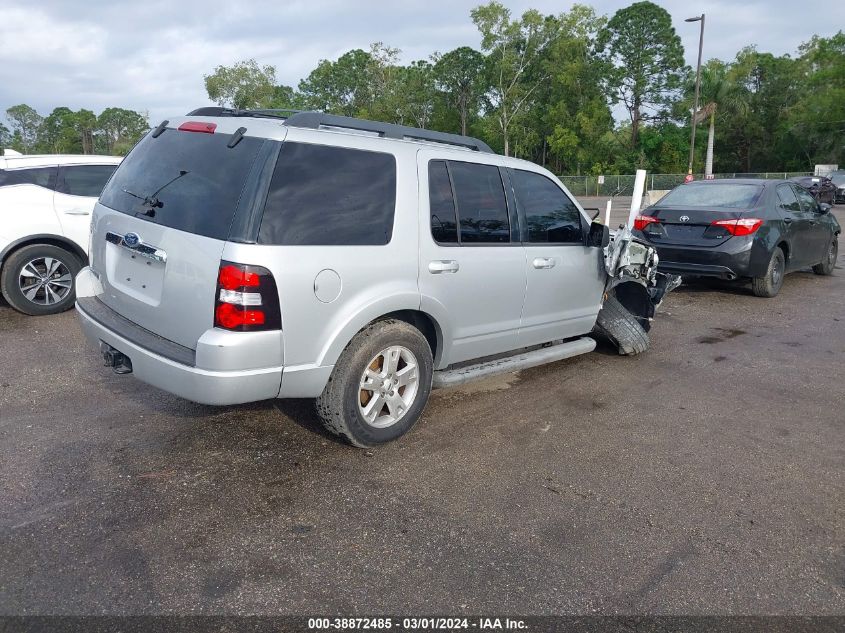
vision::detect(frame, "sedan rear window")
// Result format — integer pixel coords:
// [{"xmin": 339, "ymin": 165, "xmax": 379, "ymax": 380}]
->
[
  {"xmin": 99, "ymin": 128, "xmax": 263, "ymax": 240},
  {"xmin": 658, "ymin": 183, "xmax": 764, "ymax": 208}
]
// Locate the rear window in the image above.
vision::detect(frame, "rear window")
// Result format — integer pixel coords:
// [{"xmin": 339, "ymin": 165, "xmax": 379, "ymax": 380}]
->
[
  {"xmin": 258, "ymin": 142, "xmax": 396, "ymax": 246},
  {"xmin": 99, "ymin": 129, "xmax": 263, "ymax": 240},
  {"xmin": 449, "ymin": 161, "xmax": 510, "ymax": 244},
  {"xmin": 0, "ymin": 167, "xmax": 57, "ymax": 190},
  {"xmin": 658, "ymin": 183, "xmax": 764, "ymax": 208}
]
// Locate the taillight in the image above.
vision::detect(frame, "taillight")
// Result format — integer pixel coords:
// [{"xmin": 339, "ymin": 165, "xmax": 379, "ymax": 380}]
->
[
  {"xmin": 214, "ymin": 261, "xmax": 281, "ymax": 331},
  {"xmin": 711, "ymin": 218, "xmax": 763, "ymax": 236},
  {"xmin": 178, "ymin": 121, "xmax": 216, "ymax": 134},
  {"xmin": 634, "ymin": 215, "xmax": 659, "ymax": 231}
]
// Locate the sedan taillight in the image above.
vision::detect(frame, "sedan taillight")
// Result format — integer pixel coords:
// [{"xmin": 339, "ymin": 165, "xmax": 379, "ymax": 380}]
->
[
  {"xmin": 711, "ymin": 218, "xmax": 763, "ymax": 236},
  {"xmin": 634, "ymin": 215, "xmax": 659, "ymax": 231},
  {"xmin": 214, "ymin": 262, "xmax": 281, "ymax": 331}
]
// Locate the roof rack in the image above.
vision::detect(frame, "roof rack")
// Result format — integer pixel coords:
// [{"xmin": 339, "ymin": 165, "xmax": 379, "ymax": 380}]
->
[
  {"xmin": 185, "ymin": 107, "xmax": 302, "ymax": 120},
  {"xmin": 283, "ymin": 112, "xmax": 494, "ymax": 153}
]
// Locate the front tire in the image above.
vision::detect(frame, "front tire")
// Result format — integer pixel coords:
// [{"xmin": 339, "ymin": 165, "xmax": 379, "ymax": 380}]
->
[
  {"xmin": 0, "ymin": 244, "xmax": 82, "ymax": 315},
  {"xmin": 316, "ymin": 319, "xmax": 434, "ymax": 448},
  {"xmin": 751, "ymin": 247, "xmax": 785, "ymax": 298},
  {"xmin": 812, "ymin": 237, "xmax": 838, "ymax": 276}
]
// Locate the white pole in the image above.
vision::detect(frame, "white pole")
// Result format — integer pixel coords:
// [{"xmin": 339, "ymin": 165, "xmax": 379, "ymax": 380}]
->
[
  {"xmin": 604, "ymin": 199, "xmax": 612, "ymax": 226},
  {"xmin": 627, "ymin": 169, "xmax": 647, "ymax": 228}
]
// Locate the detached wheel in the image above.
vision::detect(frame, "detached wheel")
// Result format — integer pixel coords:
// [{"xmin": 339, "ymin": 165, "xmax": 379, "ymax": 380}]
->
[
  {"xmin": 316, "ymin": 319, "xmax": 433, "ymax": 448},
  {"xmin": 812, "ymin": 238, "xmax": 838, "ymax": 276},
  {"xmin": 594, "ymin": 295, "xmax": 650, "ymax": 356},
  {"xmin": 751, "ymin": 247, "xmax": 785, "ymax": 298},
  {"xmin": 0, "ymin": 244, "xmax": 82, "ymax": 315}
]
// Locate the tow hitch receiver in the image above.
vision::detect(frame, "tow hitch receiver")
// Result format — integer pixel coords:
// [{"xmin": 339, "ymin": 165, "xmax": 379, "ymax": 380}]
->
[{"xmin": 100, "ymin": 342, "xmax": 133, "ymax": 375}]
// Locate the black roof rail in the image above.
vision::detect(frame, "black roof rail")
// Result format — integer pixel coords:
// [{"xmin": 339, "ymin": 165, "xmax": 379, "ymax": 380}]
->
[
  {"xmin": 185, "ymin": 107, "xmax": 303, "ymax": 120},
  {"xmin": 283, "ymin": 112, "xmax": 494, "ymax": 153}
]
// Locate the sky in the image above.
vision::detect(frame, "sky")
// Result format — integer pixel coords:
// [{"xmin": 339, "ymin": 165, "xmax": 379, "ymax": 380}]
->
[{"xmin": 1, "ymin": 0, "xmax": 842, "ymax": 128}]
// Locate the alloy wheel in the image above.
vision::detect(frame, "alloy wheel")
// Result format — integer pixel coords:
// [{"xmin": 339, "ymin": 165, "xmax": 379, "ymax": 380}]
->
[
  {"xmin": 358, "ymin": 345, "xmax": 420, "ymax": 428},
  {"xmin": 17, "ymin": 257, "xmax": 73, "ymax": 306}
]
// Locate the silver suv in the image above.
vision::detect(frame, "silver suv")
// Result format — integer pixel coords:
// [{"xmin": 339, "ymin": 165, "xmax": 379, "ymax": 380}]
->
[{"xmin": 76, "ymin": 109, "xmax": 672, "ymax": 447}]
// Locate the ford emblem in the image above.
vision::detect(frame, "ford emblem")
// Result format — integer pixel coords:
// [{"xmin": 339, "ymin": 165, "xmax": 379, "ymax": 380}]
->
[
  {"xmin": 123, "ymin": 232, "xmax": 141, "ymax": 247},
  {"xmin": 679, "ymin": 215, "xmax": 690, "ymax": 222}
]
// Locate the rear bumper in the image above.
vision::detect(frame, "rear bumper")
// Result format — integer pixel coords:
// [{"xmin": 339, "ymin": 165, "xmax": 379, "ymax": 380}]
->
[
  {"xmin": 76, "ymin": 296, "xmax": 284, "ymax": 406},
  {"xmin": 650, "ymin": 237, "xmax": 760, "ymax": 279}
]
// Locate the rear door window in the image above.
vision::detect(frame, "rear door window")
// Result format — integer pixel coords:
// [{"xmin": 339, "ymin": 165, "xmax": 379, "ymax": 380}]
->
[
  {"xmin": 0, "ymin": 167, "xmax": 57, "ymax": 190},
  {"xmin": 794, "ymin": 186, "xmax": 819, "ymax": 213},
  {"xmin": 448, "ymin": 161, "xmax": 510, "ymax": 244},
  {"xmin": 776, "ymin": 184, "xmax": 801, "ymax": 213},
  {"xmin": 99, "ymin": 128, "xmax": 264, "ymax": 240},
  {"xmin": 510, "ymin": 169, "xmax": 583, "ymax": 243},
  {"xmin": 258, "ymin": 142, "xmax": 396, "ymax": 246},
  {"xmin": 428, "ymin": 160, "xmax": 458, "ymax": 244},
  {"xmin": 57, "ymin": 164, "xmax": 117, "ymax": 197}
]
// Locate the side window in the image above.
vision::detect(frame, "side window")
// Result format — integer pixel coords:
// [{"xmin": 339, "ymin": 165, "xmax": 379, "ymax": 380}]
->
[
  {"xmin": 510, "ymin": 169, "xmax": 583, "ymax": 243},
  {"xmin": 776, "ymin": 184, "xmax": 800, "ymax": 212},
  {"xmin": 259, "ymin": 142, "xmax": 397, "ymax": 246},
  {"xmin": 428, "ymin": 161, "xmax": 458, "ymax": 243},
  {"xmin": 58, "ymin": 165, "xmax": 117, "ymax": 197},
  {"xmin": 0, "ymin": 167, "xmax": 57, "ymax": 190},
  {"xmin": 448, "ymin": 161, "xmax": 510, "ymax": 244},
  {"xmin": 793, "ymin": 186, "xmax": 819, "ymax": 213}
]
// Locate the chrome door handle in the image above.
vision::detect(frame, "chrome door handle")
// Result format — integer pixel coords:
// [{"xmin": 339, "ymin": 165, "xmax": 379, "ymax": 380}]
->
[
  {"xmin": 783, "ymin": 217, "xmax": 793, "ymax": 224},
  {"xmin": 532, "ymin": 257, "xmax": 556, "ymax": 269},
  {"xmin": 428, "ymin": 260, "xmax": 459, "ymax": 274},
  {"xmin": 64, "ymin": 208, "xmax": 91, "ymax": 216}
]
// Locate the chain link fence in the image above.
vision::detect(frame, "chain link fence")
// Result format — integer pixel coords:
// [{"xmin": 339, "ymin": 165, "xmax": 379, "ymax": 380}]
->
[{"xmin": 559, "ymin": 172, "xmax": 813, "ymax": 197}]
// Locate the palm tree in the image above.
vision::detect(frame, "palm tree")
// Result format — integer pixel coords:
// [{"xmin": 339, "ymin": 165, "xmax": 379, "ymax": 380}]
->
[{"xmin": 691, "ymin": 61, "xmax": 749, "ymax": 177}]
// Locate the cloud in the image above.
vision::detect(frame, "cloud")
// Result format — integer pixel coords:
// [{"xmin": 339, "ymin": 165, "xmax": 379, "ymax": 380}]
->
[{"xmin": 0, "ymin": 0, "xmax": 841, "ymax": 127}]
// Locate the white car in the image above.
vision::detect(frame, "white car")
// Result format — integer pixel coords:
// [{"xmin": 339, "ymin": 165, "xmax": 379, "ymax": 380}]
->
[{"xmin": 0, "ymin": 153, "xmax": 122, "ymax": 315}]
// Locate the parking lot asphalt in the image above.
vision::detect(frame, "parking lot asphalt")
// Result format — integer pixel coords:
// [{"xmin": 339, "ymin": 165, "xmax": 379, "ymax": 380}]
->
[{"xmin": 1, "ymin": 211, "xmax": 844, "ymax": 616}]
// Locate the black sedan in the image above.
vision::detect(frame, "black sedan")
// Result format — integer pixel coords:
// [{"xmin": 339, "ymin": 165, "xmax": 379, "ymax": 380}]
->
[
  {"xmin": 634, "ymin": 179, "xmax": 840, "ymax": 297},
  {"xmin": 790, "ymin": 176, "xmax": 837, "ymax": 205}
]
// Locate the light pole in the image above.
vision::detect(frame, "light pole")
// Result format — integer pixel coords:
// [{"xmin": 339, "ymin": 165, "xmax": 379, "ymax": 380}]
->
[{"xmin": 685, "ymin": 13, "xmax": 705, "ymax": 182}]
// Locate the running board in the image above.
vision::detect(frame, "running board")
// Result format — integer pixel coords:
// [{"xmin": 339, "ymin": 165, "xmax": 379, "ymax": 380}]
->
[{"xmin": 432, "ymin": 337, "xmax": 596, "ymax": 389}]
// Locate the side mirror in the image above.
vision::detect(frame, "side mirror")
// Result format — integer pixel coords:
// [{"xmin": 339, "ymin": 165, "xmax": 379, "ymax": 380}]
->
[
  {"xmin": 818, "ymin": 203, "xmax": 832, "ymax": 214},
  {"xmin": 587, "ymin": 221, "xmax": 610, "ymax": 248}
]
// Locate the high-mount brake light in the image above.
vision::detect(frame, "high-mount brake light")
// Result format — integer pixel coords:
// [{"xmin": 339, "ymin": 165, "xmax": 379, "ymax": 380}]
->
[
  {"xmin": 634, "ymin": 215, "xmax": 659, "ymax": 231},
  {"xmin": 711, "ymin": 218, "xmax": 763, "ymax": 236},
  {"xmin": 178, "ymin": 121, "xmax": 217, "ymax": 134},
  {"xmin": 213, "ymin": 262, "xmax": 281, "ymax": 332}
]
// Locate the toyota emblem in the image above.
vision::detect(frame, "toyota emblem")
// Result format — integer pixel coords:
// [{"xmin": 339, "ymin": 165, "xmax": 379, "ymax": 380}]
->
[{"xmin": 679, "ymin": 215, "xmax": 690, "ymax": 222}]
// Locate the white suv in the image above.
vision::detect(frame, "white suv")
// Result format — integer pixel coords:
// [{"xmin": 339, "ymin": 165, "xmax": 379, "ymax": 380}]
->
[
  {"xmin": 75, "ymin": 110, "xmax": 674, "ymax": 447},
  {"xmin": 0, "ymin": 153, "xmax": 122, "ymax": 315}
]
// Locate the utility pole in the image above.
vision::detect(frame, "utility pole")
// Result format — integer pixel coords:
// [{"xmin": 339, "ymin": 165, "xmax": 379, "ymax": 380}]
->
[{"xmin": 685, "ymin": 14, "xmax": 705, "ymax": 182}]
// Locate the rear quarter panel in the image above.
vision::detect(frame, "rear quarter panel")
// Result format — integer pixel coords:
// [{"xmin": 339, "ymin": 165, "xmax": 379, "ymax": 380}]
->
[{"xmin": 222, "ymin": 132, "xmax": 423, "ymax": 372}]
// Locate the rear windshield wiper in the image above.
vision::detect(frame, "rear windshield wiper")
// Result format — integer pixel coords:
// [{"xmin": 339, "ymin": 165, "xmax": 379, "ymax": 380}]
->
[{"xmin": 123, "ymin": 170, "xmax": 190, "ymax": 217}]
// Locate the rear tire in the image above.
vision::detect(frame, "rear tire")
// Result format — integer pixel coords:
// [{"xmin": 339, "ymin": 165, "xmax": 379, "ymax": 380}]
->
[
  {"xmin": 594, "ymin": 295, "xmax": 650, "ymax": 356},
  {"xmin": 0, "ymin": 244, "xmax": 82, "ymax": 316},
  {"xmin": 316, "ymin": 319, "xmax": 433, "ymax": 448},
  {"xmin": 751, "ymin": 247, "xmax": 785, "ymax": 298},
  {"xmin": 812, "ymin": 238, "xmax": 837, "ymax": 276}
]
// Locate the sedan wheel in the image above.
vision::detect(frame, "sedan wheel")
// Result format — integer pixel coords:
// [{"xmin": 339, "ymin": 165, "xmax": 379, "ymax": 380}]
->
[{"xmin": 813, "ymin": 238, "xmax": 838, "ymax": 276}]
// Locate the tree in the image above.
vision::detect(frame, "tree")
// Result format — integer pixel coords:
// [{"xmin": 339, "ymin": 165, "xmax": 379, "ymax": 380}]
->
[
  {"xmin": 204, "ymin": 59, "xmax": 277, "ymax": 109},
  {"xmin": 391, "ymin": 60, "xmax": 437, "ymax": 129},
  {"xmin": 541, "ymin": 4, "xmax": 612, "ymax": 173},
  {"xmin": 595, "ymin": 1, "xmax": 685, "ymax": 147},
  {"xmin": 693, "ymin": 60, "xmax": 748, "ymax": 176},
  {"xmin": 433, "ymin": 47, "xmax": 486, "ymax": 136},
  {"xmin": 471, "ymin": 1, "xmax": 557, "ymax": 156},
  {"xmin": 0, "ymin": 122, "xmax": 11, "ymax": 153},
  {"xmin": 788, "ymin": 32, "xmax": 845, "ymax": 167},
  {"xmin": 298, "ymin": 49, "xmax": 373, "ymax": 116},
  {"xmin": 5, "ymin": 104, "xmax": 43, "ymax": 153},
  {"xmin": 97, "ymin": 107, "xmax": 149, "ymax": 154}
]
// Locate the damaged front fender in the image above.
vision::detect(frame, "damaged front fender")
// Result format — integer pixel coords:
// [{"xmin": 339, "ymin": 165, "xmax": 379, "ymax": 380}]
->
[{"xmin": 594, "ymin": 224, "xmax": 681, "ymax": 353}]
